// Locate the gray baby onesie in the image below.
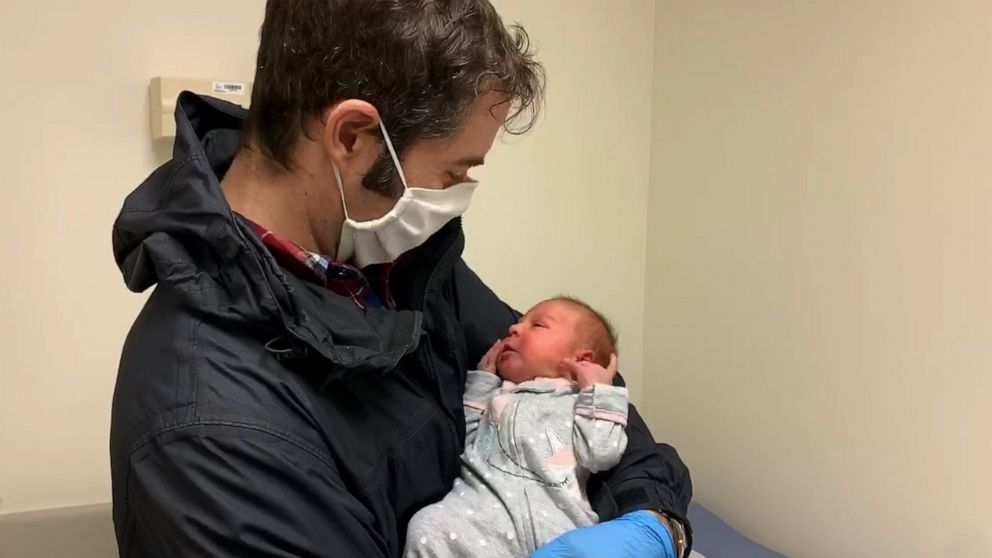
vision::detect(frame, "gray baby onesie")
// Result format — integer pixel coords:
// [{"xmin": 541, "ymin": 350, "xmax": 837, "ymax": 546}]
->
[{"xmin": 404, "ymin": 370, "xmax": 629, "ymax": 557}]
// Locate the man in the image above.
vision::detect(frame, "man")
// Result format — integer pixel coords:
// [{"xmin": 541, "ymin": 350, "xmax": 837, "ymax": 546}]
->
[{"xmin": 110, "ymin": 1, "xmax": 692, "ymax": 556}]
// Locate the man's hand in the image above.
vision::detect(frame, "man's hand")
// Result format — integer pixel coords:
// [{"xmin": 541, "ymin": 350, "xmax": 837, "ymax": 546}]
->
[
  {"xmin": 558, "ymin": 353, "xmax": 618, "ymax": 389},
  {"xmin": 530, "ymin": 511, "xmax": 676, "ymax": 558},
  {"xmin": 478, "ymin": 339, "xmax": 505, "ymax": 373}
]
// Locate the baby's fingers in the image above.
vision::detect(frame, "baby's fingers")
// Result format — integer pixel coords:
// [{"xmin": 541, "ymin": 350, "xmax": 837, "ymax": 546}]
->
[
  {"xmin": 479, "ymin": 339, "xmax": 505, "ymax": 370},
  {"xmin": 606, "ymin": 353, "xmax": 619, "ymax": 377}
]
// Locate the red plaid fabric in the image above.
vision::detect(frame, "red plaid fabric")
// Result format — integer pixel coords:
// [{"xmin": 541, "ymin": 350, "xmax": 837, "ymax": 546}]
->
[{"xmin": 246, "ymin": 219, "xmax": 393, "ymax": 310}]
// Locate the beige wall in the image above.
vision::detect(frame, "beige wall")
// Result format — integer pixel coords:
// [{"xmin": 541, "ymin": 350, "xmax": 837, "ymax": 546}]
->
[
  {"xmin": 644, "ymin": 1, "xmax": 992, "ymax": 557},
  {"xmin": 0, "ymin": 0, "xmax": 656, "ymax": 513},
  {"xmin": 466, "ymin": 0, "xmax": 655, "ymax": 402},
  {"xmin": 0, "ymin": 0, "xmax": 267, "ymax": 515}
]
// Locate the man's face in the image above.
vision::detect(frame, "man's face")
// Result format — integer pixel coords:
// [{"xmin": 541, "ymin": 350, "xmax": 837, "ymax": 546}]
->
[
  {"xmin": 498, "ymin": 301, "xmax": 586, "ymax": 383},
  {"xmin": 347, "ymin": 91, "xmax": 510, "ymax": 222}
]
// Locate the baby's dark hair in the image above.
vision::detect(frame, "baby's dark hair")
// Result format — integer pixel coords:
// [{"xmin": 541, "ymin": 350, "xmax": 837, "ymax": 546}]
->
[{"xmin": 551, "ymin": 296, "xmax": 618, "ymax": 368}]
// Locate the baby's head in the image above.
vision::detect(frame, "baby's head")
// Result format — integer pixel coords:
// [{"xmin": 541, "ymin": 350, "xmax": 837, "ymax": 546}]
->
[{"xmin": 497, "ymin": 297, "xmax": 617, "ymax": 384}]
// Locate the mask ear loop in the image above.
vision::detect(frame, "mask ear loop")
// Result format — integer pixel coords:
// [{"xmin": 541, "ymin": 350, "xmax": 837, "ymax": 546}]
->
[
  {"xmin": 378, "ymin": 119, "xmax": 409, "ymax": 189},
  {"xmin": 332, "ymin": 164, "xmax": 351, "ymax": 221},
  {"xmin": 334, "ymin": 116, "xmax": 406, "ymax": 224}
]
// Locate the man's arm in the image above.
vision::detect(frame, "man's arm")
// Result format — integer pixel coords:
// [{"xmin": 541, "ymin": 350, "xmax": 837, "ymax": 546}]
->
[
  {"xmin": 117, "ymin": 424, "xmax": 386, "ymax": 558},
  {"xmin": 448, "ymin": 259, "xmax": 693, "ymax": 551}
]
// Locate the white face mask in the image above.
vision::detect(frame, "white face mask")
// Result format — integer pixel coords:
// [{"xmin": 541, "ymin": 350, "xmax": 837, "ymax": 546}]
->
[{"xmin": 333, "ymin": 119, "xmax": 478, "ymax": 269}]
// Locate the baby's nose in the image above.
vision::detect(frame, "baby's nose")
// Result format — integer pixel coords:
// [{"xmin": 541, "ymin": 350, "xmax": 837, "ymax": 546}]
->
[{"xmin": 508, "ymin": 323, "xmax": 521, "ymax": 336}]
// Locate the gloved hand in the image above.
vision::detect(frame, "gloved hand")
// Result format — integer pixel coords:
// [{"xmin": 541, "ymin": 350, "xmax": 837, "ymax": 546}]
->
[{"xmin": 530, "ymin": 510, "xmax": 677, "ymax": 558}]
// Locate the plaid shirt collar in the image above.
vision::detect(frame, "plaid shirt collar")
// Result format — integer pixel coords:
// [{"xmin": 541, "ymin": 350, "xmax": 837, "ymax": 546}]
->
[{"xmin": 245, "ymin": 219, "xmax": 393, "ymax": 310}]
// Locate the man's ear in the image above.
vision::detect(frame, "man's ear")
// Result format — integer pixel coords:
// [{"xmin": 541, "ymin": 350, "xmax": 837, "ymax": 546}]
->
[
  {"xmin": 321, "ymin": 99, "xmax": 381, "ymax": 164},
  {"xmin": 573, "ymin": 349, "xmax": 597, "ymax": 363}
]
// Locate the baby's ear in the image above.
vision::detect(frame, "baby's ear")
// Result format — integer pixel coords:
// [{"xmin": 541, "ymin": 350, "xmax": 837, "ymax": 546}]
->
[{"xmin": 573, "ymin": 349, "xmax": 597, "ymax": 363}]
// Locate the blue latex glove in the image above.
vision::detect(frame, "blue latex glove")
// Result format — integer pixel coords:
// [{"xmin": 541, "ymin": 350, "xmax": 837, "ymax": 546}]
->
[{"xmin": 530, "ymin": 510, "xmax": 677, "ymax": 558}]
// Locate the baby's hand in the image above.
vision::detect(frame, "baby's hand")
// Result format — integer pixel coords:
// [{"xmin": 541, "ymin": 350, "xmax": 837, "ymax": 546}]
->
[
  {"xmin": 559, "ymin": 354, "xmax": 618, "ymax": 389},
  {"xmin": 478, "ymin": 339, "xmax": 505, "ymax": 373}
]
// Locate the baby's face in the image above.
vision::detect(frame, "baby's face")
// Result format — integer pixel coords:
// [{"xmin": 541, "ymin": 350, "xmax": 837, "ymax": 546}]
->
[{"xmin": 497, "ymin": 300, "xmax": 588, "ymax": 383}]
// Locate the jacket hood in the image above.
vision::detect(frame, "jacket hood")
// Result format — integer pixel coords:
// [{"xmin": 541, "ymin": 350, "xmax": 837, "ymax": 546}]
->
[{"xmin": 113, "ymin": 93, "xmax": 245, "ymax": 292}]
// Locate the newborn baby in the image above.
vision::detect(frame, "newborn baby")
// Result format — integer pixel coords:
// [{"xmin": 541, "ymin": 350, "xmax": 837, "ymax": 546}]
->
[{"xmin": 405, "ymin": 296, "xmax": 628, "ymax": 557}]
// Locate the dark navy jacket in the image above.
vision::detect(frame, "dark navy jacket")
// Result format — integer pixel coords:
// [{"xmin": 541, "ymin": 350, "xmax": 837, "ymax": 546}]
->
[{"xmin": 110, "ymin": 93, "xmax": 692, "ymax": 557}]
